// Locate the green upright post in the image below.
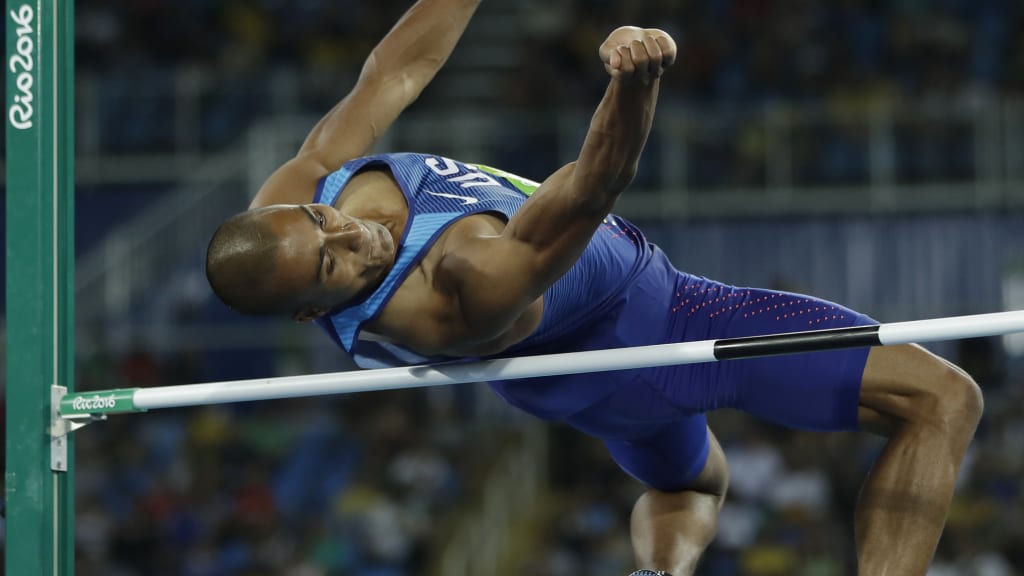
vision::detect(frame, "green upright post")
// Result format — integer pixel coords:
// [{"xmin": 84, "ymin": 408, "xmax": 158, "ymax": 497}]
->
[{"xmin": 6, "ymin": 0, "xmax": 76, "ymax": 574}]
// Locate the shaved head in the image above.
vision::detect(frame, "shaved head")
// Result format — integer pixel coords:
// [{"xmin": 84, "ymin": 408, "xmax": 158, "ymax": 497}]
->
[
  {"xmin": 208, "ymin": 204, "xmax": 394, "ymax": 320},
  {"xmin": 206, "ymin": 210, "xmax": 299, "ymax": 315}
]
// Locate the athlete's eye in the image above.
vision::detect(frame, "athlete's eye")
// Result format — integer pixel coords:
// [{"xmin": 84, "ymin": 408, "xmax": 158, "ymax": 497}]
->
[{"xmin": 316, "ymin": 212, "xmax": 326, "ymax": 229}]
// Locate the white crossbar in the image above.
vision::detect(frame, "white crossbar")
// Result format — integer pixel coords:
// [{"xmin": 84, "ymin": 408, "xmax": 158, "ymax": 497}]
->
[{"xmin": 117, "ymin": 309, "xmax": 1024, "ymax": 412}]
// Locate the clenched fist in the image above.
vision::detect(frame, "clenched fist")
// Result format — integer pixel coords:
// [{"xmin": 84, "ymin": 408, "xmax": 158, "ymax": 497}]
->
[{"xmin": 599, "ymin": 26, "xmax": 677, "ymax": 84}]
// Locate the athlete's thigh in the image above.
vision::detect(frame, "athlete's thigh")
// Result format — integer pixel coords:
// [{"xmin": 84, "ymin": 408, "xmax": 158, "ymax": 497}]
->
[
  {"xmin": 602, "ymin": 415, "xmax": 718, "ymax": 493},
  {"xmin": 660, "ymin": 282, "xmax": 877, "ymax": 431}
]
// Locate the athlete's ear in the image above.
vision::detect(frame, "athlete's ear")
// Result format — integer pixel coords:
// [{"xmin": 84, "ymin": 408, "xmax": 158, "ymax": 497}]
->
[{"xmin": 293, "ymin": 306, "xmax": 329, "ymax": 322}]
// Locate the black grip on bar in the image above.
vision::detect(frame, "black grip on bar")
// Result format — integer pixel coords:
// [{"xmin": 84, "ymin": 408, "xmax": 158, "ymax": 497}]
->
[{"xmin": 713, "ymin": 325, "xmax": 882, "ymax": 360}]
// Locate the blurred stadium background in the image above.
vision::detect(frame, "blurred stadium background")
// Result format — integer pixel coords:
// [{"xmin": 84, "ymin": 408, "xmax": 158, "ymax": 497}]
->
[{"xmin": 4, "ymin": 0, "xmax": 1024, "ymax": 574}]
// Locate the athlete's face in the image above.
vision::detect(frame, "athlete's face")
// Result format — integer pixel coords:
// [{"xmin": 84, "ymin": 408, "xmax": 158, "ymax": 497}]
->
[{"xmin": 263, "ymin": 204, "xmax": 396, "ymax": 319}]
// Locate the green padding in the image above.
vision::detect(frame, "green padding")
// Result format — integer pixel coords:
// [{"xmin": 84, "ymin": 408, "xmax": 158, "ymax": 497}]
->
[
  {"xmin": 60, "ymin": 389, "xmax": 141, "ymax": 416},
  {"xmin": 6, "ymin": 0, "xmax": 77, "ymax": 574},
  {"xmin": 473, "ymin": 163, "xmax": 541, "ymax": 196}
]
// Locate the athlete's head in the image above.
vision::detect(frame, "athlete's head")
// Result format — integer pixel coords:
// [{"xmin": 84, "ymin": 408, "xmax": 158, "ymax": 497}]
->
[{"xmin": 206, "ymin": 204, "xmax": 396, "ymax": 319}]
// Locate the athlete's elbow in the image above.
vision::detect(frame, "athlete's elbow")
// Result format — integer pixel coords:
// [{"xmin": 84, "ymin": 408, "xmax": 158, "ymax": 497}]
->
[
  {"xmin": 608, "ymin": 161, "xmax": 639, "ymax": 192},
  {"xmin": 568, "ymin": 160, "xmax": 636, "ymax": 213},
  {"xmin": 593, "ymin": 154, "xmax": 639, "ymax": 191}
]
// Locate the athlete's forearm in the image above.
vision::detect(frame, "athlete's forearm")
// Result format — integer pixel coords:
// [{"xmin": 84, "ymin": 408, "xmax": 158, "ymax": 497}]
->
[
  {"xmin": 572, "ymin": 77, "xmax": 660, "ymax": 212},
  {"xmin": 570, "ymin": 27, "xmax": 674, "ymax": 213},
  {"xmin": 360, "ymin": 0, "xmax": 482, "ymax": 103}
]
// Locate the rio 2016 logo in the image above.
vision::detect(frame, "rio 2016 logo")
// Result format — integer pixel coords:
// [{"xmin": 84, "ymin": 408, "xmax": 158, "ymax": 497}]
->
[
  {"xmin": 71, "ymin": 394, "xmax": 117, "ymax": 411},
  {"xmin": 8, "ymin": 4, "xmax": 35, "ymax": 130}
]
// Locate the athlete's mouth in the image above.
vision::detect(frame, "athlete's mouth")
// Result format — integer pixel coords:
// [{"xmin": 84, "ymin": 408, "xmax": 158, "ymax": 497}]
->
[
  {"xmin": 362, "ymin": 223, "xmax": 376, "ymax": 260},
  {"xmin": 370, "ymin": 223, "xmax": 392, "ymax": 263},
  {"xmin": 376, "ymin": 225, "xmax": 389, "ymax": 259}
]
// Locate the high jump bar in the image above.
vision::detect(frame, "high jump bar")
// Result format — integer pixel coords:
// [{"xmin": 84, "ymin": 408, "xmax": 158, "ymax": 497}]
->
[{"xmin": 58, "ymin": 310, "xmax": 1024, "ymax": 419}]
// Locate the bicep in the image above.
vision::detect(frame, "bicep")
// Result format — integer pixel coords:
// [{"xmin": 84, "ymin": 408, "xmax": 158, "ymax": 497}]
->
[
  {"xmin": 445, "ymin": 163, "xmax": 608, "ymax": 339},
  {"xmin": 298, "ymin": 64, "xmax": 415, "ymax": 169},
  {"xmin": 298, "ymin": 0, "xmax": 474, "ymax": 170},
  {"xmin": 498, "ymin": 162, "xmax": 612, "ymax": 290},
  {"xmin": 287, "ymin": 0, "xmax": 483, "ymax": 175}
]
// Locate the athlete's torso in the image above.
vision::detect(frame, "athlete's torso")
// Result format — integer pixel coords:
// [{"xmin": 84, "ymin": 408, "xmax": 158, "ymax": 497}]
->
[{"xmin": 312, "ymin": 152, "xmax": 655, "ymax": 368}]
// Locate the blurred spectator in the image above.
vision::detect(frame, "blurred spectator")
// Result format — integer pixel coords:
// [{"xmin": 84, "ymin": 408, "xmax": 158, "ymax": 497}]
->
[
  {"xmin": 58, "ymin": 346, "xmax": 473, "ymax": 576},
  {"xmin": 72, "ymin": 0, "xmax": 1023, "ymax": 179},
  {"xmin": 7, "ymin": 1, "xmax": 1022, "ymax": 574},
  {"xmin": 526, "ymin": 382, "xmax": 1024, "ymax": 575}
]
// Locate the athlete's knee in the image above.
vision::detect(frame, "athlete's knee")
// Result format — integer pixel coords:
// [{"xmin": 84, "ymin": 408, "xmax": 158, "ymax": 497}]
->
[
  {"xmin": 931, "ymin": 359, "xmax": 984, "ymax": 431},
  {"xmin": 861, "ymin": 346, "xmax": 983, "ymax": 437},
  {"xmin": 632, "ymin": 430, "xmax": 728, "ymax": 516},
  {"xmin": 688, "ymin": 430, "xmax": 728, "ymax": 501}
]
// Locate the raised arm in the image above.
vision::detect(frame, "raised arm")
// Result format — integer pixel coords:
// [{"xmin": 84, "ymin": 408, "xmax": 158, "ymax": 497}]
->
[
  {"xmin": 251, "ymin": 0, "xmax": 482, "ymax": 208},
  {"xmin": 441, "ymin": 27, "xmax": 676, "ymax": 352},
  {"xmin": 574, "ymin": 26, "xmax": 675, "ymax": 207}
]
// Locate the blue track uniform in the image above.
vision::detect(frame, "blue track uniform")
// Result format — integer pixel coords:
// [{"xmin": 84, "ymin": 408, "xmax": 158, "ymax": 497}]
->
[{"xmin": 314, "ymin": 153, "xmax": 876, "ymax": 491}]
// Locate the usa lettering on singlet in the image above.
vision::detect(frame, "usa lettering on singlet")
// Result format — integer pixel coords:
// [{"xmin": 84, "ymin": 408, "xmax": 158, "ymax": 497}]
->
[{"xmin": 311, "ymin": 153, "xmax": 653, "ymax": 368}]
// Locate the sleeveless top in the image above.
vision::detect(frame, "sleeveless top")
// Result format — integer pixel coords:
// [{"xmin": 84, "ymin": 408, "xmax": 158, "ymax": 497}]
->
[{"xmin": 312, "ymin": 152, "xmax": 654, "ymax": 368}]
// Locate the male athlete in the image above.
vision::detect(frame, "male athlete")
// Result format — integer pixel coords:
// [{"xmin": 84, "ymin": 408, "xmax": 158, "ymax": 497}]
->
[{"xmin": 205, "ymin": 1, "xmax": 983, "ymax": 574}]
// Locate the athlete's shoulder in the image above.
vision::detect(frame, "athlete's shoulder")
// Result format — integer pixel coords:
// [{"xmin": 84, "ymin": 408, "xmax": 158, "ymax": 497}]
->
[{"xmin": 251, "ymin": 155, "xmax": 330, "ymax": 208}]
